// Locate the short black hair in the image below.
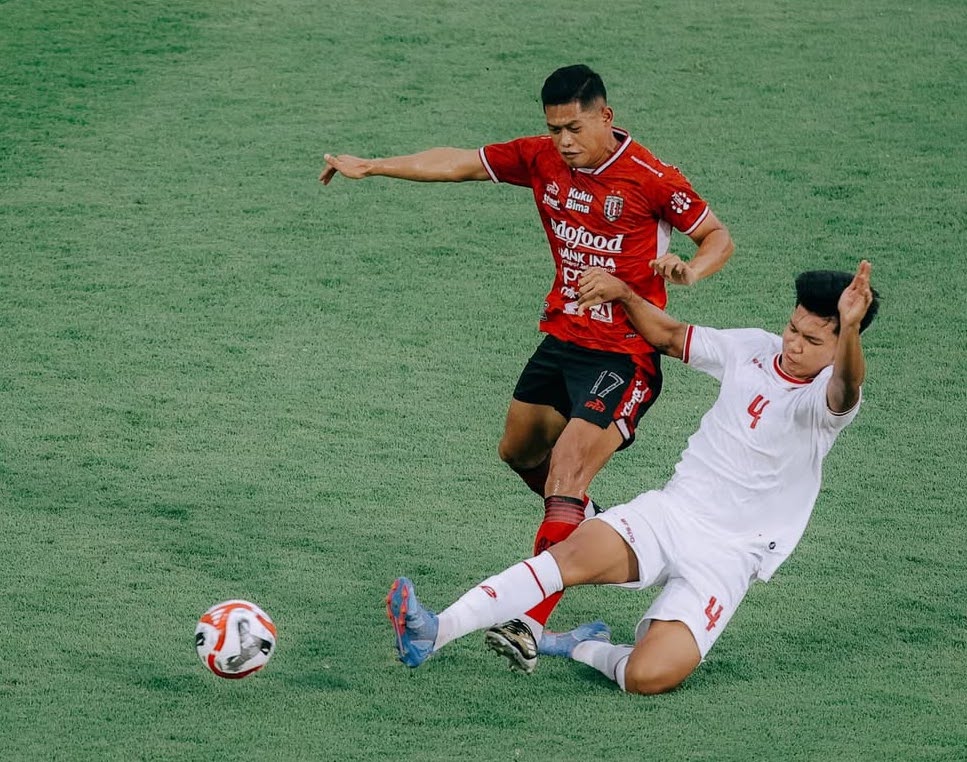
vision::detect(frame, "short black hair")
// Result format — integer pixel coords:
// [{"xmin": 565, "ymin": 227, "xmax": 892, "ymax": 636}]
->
[
  {"xmin": 795, "ymin": 270, "xmax": 880, "ymax": 334},
  {"xmin": 541, "ymin": 64, "xmax": 607, "ymax": 109}
]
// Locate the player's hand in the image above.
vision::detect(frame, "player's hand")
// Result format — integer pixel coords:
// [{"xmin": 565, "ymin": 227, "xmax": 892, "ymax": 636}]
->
[
  {"xmin": 320, "ymin": 153, "xmax": 373, "ymax": 184},
  {"xmin": 577, "ymin": 267, "xmax": 632, "ymax": 316},
  {"xmin": 650, "ymin": 254, "xmax": 697, "ymax": 285},
  {"xmin": 838, "ymin": 260, "xmax": 874, "ymax": 330}
]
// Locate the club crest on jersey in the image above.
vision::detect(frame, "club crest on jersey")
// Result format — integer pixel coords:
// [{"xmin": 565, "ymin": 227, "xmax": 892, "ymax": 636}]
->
[{"xmin": 603, "ymin": 194, "xmax": 624, "ymax": 222}]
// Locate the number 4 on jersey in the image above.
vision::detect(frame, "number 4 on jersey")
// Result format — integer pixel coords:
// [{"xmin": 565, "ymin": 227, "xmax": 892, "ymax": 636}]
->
[{"xmin": 747, "ymin": 395, "xmax": 770, "ymax": 429}]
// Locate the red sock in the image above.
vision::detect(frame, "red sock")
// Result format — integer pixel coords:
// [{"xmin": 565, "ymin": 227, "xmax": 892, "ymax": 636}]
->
[
  {"xmin": 513, "ymin": 456, "xmax": 550, "ymax": 498},
  {"xmin": 525, "ymin": 495, "xmax": 585, "ymax": 626}
]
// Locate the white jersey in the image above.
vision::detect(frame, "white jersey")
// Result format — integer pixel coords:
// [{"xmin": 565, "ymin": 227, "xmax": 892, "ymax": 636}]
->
[{"xmin": 662, "ymin": 326, "xmax": 860, "ymax": 581}]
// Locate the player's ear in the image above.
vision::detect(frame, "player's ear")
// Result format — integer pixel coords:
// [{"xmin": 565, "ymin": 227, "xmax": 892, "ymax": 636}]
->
[{"xmin": 601, "ymin": 105, "xmax": 614, "ymax": 126}]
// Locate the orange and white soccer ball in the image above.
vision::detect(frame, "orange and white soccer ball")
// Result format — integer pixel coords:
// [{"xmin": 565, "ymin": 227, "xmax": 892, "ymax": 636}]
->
[{"xmin": 195, "ymin": 599, "xmax": 277, "ymax": 679}]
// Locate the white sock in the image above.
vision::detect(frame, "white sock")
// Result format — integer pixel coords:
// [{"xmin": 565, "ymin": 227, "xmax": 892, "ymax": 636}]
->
[
  {"xmin": 434, "ymin": 551, "xmax": 563, "ymax": 650},
  {"xmin": 571, "ymin": 640, "xmax": 633, "ymax": 691},
  {"xmin": 519, "ymin": 614, "xmax": 544, "ymax": 644}
]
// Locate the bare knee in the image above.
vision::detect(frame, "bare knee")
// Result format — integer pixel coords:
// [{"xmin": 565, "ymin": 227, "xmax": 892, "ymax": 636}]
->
[
  {"xmin": 497, "ymin": 438, "xmax": 546, "ymax": 471},
  {"xmin": 621, "ymin": 620, "xmax": 701, "ymax": 695},
  {"xmin": 623, "ymin": 661, "xmax": 689, "ymax": 695}
]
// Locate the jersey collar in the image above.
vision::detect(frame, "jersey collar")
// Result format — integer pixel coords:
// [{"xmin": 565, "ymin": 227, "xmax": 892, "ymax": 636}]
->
[
  {"xmin": 576, "ymin": 128, "xmax": 632, "ymax": 175},
  {"xmin": 773, "ymin": 354, "xmax": 813, "ymax": 385}
]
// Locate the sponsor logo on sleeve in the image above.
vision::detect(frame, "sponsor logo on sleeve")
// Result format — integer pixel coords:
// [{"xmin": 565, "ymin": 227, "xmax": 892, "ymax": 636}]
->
[{"xmin": 670, "ymin": 191, "xmax": 691, "ymax": 214}]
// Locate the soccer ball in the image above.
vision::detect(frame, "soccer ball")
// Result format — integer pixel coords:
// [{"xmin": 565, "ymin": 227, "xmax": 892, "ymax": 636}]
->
[{"xmin": 195, "ymin": 599, "xmax": 277, "ymax": 679}]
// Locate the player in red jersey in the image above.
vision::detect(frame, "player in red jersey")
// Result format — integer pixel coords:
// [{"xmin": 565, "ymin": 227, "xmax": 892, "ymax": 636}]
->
[{"xmin": 321, "ymin": 64, "xmax": 734, "ymax": 671}]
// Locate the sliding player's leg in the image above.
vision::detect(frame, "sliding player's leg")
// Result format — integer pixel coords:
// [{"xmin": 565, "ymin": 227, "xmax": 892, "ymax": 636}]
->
[
  {"xmin": 541, "ymin": 499, "xmax": 757, "ymax": 694},
  {"xmin": 386, "ymin": 516, "xmax": 638, "ymax": 668}
]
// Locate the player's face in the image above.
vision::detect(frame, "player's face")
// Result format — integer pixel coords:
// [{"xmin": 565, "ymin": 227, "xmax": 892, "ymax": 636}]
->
[
  {"xmin": 545, "ymin": 100, "xmax": 617, "ymax": 169},
  {"xmin": 780, "ymin": 306, "xmax": 839, "ymax": 380}
]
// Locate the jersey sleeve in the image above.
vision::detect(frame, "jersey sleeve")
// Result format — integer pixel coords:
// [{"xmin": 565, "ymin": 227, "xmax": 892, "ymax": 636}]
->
[
  {"xmin": 650, "ymin": 165, "xmax": 710, "ymax": 236},
  {"xmin": 803, "ymin": 367, "xmax": 862, "ymax": 432},
  {"xmin": 478, "ymin": 137, "xmax": 542, "ymax": 187},
  {"xmin": 684, "ymin": 326, "xmax": 773, "ymax": 381}
]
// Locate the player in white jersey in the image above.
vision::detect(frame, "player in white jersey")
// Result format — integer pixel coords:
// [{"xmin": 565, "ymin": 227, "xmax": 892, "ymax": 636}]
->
[{"xmin": 386, "ymin": 260, "xmax": 879, "ymax": 695}]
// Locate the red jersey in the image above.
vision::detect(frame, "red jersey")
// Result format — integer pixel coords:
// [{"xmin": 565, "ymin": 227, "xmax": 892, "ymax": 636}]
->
[{"xmin": 479, "ymin": 128, "xmax": 710, "ymax": 356}]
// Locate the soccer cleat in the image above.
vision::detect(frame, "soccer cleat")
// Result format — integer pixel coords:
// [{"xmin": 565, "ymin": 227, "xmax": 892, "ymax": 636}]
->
[
  {"xmin": 386, "ymin": 577, "xmax": 439, "ymax": 668},
  {"xmin": 538, "ymin": 620, "xmax": 612, "ymax": 659},
  {"xmin": 484, "ymin": 619, "xmax": 539, "ymax": 674}
]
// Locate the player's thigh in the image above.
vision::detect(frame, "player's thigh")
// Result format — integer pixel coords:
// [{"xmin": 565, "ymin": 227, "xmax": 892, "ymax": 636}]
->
[
  {"xmin": 638, "ymin": 533, "xmax": 757, "ymax": 660},
  {"xmin": 623, "ymin": 620, "xmax": 701, "ymax": 695},
  {"xmin": 498, "ymin": 399, "xmax": 567, "ymax": 467},
  {"xmin": 548, "ymin": 517, "xmax": 640, "ymax": 586}
]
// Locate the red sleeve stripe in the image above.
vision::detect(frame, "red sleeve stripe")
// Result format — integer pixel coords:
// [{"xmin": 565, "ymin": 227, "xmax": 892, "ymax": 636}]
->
[
  {"xmin": 683, "ymin": 325, "xmax": 695, "ymax": 364},
  {"xmin": 478, "ymin": 147, "xmax": 499, "ymax": 183},
  {"xmin": 682, "ymin": 205, "xmax": 710, "ymax": 235}
]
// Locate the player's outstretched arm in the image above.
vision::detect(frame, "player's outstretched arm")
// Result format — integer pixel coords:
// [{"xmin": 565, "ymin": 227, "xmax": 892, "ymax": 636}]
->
[
  {"xmin": 827, "ymin": 260, "xmax": 873, "ymax": 414},
  {"xmin": 577, "ymin": 268, "xmax": 688, "ymax": 359},
  {"xmin": 320, "ymin": 148, "xmax": 489, "ymax": 184},
  {"xmin": 650, "ymin": 211, "xmax": 734, "ymax": 286}
]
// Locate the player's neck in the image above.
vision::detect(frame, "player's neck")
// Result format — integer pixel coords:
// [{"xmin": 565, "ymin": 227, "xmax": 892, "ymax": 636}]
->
[{"xmin": 584, "ymin": 134, "xmax": 621, "ymax": 171}]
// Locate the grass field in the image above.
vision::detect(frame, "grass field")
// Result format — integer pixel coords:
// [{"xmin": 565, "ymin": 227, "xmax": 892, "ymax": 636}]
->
[{"xmin": 2, "ymin": 0, "xmax": 966, "ymax": 759}]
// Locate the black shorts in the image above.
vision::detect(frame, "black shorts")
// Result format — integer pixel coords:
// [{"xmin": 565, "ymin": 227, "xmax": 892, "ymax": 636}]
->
[{"xmin": 512, "ymin": 335, "xmax": 662, "ymax": 449}]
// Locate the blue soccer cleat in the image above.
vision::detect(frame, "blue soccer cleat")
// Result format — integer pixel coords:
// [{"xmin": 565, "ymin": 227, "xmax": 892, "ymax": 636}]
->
[
  {"xmin": 386, "ymin": 577, "xmax": 439, "ymax": 667},
  {"xmin": 538, "ymin": 620, "xmax": 612, "ymax": 659}
]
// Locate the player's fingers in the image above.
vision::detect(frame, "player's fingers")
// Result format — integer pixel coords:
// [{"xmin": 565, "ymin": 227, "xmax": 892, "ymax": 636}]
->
[
  {"xmin": 579, "ymin": 271, "xmax": 608, "ymax": 295},
  {"xmin": 320, "ymin": 155, "xmax": 340, "ymax": 184},
  {"xmin": 578, "ymin": 282, "xmax": 603, "ymax": 304}
]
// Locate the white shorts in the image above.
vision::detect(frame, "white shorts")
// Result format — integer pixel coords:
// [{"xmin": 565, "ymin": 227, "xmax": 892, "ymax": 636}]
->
[{"xmin": 592, "ymin": 490, "xmax": 760, "ymax": 658}]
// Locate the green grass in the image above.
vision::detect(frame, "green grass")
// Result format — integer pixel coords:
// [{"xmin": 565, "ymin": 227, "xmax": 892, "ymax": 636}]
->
[{"xmin": 1, "ymin": 0, "xmax": 965, "ymax": 759}]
